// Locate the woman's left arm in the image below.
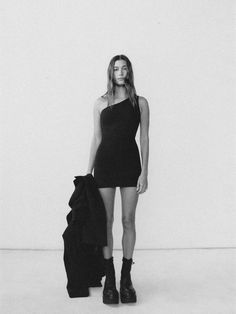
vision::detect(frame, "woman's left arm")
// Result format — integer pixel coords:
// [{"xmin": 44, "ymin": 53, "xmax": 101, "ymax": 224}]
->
[{"xmin": 137, "ymin": 96, "xmax": 150, "ymax": 193}]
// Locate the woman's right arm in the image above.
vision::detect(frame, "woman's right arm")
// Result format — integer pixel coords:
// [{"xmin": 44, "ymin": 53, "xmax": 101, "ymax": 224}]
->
[{"xmin": 86, "ymin": 98, "xmax": 102, "ymax": 174}]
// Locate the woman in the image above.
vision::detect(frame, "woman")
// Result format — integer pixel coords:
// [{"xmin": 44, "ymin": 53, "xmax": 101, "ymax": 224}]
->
[{"xmin": 87, "ymin": 54, "xmax": 149, "ymax": 304}]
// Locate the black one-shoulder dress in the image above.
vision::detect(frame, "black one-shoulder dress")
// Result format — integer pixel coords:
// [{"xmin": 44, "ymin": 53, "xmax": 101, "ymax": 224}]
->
[{"xmin": 94, "ymin": 95, "xmax": 142, "ymax": 188}]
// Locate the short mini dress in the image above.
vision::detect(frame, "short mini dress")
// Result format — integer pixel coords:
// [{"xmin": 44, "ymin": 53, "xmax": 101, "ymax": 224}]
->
[{"xmin": 93, "ymin": 95, "xmax": 142, "ymax": 188}]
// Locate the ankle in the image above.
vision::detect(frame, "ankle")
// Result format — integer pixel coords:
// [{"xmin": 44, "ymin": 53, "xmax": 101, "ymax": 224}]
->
[
  {"xmin": 104, "ymin": 256, "xmax": 113, "ymax": 260},
  {"xmin": 123, "ymin": 256, "xmax": 132, "ymax": 261}
]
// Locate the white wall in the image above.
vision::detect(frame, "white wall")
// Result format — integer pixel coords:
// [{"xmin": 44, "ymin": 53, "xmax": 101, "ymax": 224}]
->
[{"xmin": 1, "ymin": 0, "xmax": 235, "ymax": 249}]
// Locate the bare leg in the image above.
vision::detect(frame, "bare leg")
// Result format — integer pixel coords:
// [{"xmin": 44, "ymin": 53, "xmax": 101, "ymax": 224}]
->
[
  {"xmin": 98, "ymin": 187, "xmax": 116, "ymax": 259},
  {"xmin": 120, "ymin": 187, "xmax": 139, "ymax": 259}
]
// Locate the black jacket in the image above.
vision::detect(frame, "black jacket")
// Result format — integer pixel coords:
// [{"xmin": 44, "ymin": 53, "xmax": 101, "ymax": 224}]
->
[{"xmin": 62, "ymin": 173, "xmax": 107, "ymax": 298}]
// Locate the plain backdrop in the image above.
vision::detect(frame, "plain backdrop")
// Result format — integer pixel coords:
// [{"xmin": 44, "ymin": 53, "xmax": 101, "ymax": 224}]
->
[{"xmin": 1, "ymin": 0, "xmax": 235, "ymax": 249}]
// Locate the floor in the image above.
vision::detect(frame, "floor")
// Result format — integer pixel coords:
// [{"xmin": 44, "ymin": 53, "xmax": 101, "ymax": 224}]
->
[{"xmin": 0, "ymin": 249, "xmax": 235, "ymax": 314}]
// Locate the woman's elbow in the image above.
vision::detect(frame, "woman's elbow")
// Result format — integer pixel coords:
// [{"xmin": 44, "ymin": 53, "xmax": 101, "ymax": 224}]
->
[
  {"xmin": 94, "ymin": 135, "xmax": 102, "ymax": 145},
  {"xmin": 140, "ymin": 135, "xmax": 149, "ymax": 143}
]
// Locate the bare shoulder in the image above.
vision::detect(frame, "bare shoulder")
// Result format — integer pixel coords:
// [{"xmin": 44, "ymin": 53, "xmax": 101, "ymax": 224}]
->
[
  {"xmin": 137, "ymin": 95, "xmax": 149, "ymax": 113},
  {"xmin": 93, "ymin": 96, "xmax": 108, "ymax": 114}
]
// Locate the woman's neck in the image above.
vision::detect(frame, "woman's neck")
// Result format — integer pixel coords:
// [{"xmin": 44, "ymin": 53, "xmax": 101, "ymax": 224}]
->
[{"xmin": 114, "ymin": 86, "xmax": 128, "ymax": 99}]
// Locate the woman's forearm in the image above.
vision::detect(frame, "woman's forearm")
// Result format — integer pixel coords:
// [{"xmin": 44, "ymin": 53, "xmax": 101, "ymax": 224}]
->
[
  {"xmin": 140, "ymin": 138, "xmax": 149, "ymax": 176},
  {"xmin": 87, "ymin": 136, "xmax": 101, "ymax": 174}
]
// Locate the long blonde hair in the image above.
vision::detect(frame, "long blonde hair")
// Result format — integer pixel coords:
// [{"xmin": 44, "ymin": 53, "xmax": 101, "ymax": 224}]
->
[{"xmin": 102, "ymin": 54, "xmax": 138, "ymax": 109}]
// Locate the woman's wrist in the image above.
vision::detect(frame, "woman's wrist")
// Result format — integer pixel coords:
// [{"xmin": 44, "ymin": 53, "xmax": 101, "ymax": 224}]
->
[{"xmin": 141, "ymin": 170, "xmax": 148, "ymax": 176}]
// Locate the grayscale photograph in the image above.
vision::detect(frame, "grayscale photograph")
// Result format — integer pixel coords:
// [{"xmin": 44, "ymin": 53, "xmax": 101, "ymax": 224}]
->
[{"xmin": 1, "ymin": 1, "xmax": 235, "ymax": 313}]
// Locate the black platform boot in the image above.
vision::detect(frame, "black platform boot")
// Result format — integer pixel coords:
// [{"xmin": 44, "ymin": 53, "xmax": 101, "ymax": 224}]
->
[
  {"xmin": 120, "ymin": 257, "xmax": 137, "ymax": 303},
  {"xmin": 102, "ymin": 257, "xmax": 119, "ymax": 304}
]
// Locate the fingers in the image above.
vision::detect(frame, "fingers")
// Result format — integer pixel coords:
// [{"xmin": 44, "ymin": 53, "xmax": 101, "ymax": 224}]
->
[
  {"xmin": 136, "ymin": 180, "xmax": 141, "ymax": 193},
  {"xmin": 136, "ymin": 182, "xmax": 147, "ymax": 194},
  {"xmin": 136, "ymin": 182, "xmax": 140, "ymax": 193}
]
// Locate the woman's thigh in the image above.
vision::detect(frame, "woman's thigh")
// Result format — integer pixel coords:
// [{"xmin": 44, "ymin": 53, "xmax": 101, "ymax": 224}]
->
[
  {"xmin": 98, "ymin": 187, "xmax": 116, "ymax": 221},
  {"xmin": 120, "ymin": 187, "xmax": 139, "ymax": 220}
]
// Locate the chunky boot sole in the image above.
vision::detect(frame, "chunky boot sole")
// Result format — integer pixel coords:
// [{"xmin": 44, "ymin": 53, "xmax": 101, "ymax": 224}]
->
[
  {"xmin": 120, "ymin": 292, "xmax": 137, "ymax": 303},
  {"xmin": 103, "ymin": 290, "xmax": 119, "ymax": 304}
]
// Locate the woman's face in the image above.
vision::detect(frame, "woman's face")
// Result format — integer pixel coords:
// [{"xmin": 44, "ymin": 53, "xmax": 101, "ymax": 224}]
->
[{"xmin": 113, "ymin": 60, "xmax": 128, "ymax": 85}]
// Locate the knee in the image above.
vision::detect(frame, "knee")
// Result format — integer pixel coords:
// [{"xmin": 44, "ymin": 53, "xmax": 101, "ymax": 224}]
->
[{"xmin": 122, "ymin": 216, "xmax": 135, "ymax": 230}]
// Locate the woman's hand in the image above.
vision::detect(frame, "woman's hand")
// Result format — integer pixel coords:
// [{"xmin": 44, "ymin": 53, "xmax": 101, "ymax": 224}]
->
[{"xmin": 136, "ymin": 173, "xmax": 148, "ymax": 194}]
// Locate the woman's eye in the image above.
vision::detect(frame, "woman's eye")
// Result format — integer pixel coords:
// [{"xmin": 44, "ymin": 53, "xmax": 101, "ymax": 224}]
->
[{"xmin": 113, "ymin": 68, "xmax": 127, "ymax": 72}]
